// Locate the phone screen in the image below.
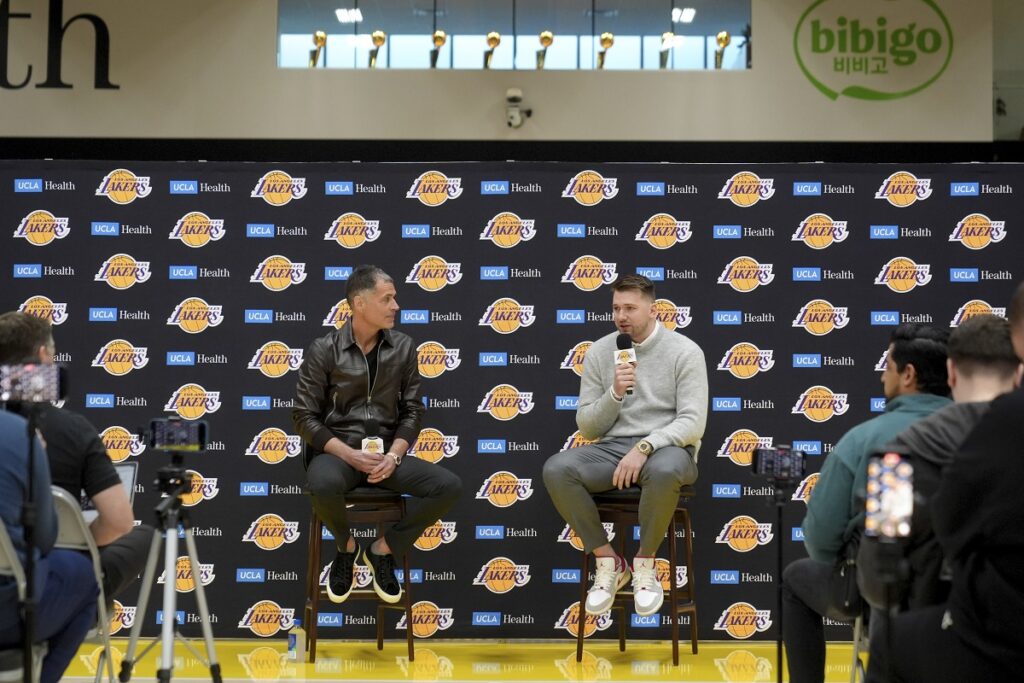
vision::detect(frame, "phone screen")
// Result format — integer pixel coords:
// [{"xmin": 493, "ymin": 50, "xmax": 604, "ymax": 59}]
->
[{"xmin": 865, "ymin": 451, "xmax": 913, "ymax": 538}]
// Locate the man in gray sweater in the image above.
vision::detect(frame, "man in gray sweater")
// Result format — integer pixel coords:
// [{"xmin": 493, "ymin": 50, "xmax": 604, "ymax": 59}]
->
[{"xmin": 543, "ymin": 274, "xmax": 707, "ymax": 617}]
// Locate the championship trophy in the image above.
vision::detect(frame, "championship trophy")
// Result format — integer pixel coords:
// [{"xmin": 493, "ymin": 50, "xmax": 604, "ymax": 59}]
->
[
  {"xmin": 536, "ymin": 31, "xmax": 553, "ymax": 69},
  {"xmin": 715, "ymin": 30, "xmax": 731, "ymax": 70},
  {"xmin": 597, "ymin": 32, "xmax": 614, "ymax": 70},
  {"xmin": 430, "ymin": 29, "xmax": 446, "ymax": 69},
  {"xmin": 659, "ymin": 31, "xmax": 674, "ymax": 69},
  {"xmin": 369, "ymin": 30, "xmax": 386, "ymax": 68},
  {"xmin": 484, "ymin": 31, "xmax": 501, "ymax": 69},
  {"xmin": 309, "ymin": 30, "xmax": 326, "ymax": 68}
]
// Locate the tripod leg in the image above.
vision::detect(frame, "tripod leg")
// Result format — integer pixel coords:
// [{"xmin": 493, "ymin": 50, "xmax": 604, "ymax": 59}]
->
[
  {"xmin": 120, "ymin": 529, "xmax": 164, "ymax": 682},
  {"xmin": 182, "ymin": 528, "xmax": 222, "ymax": 682},
  {"xmin": 157, "ymin": 526, "xmax": 180, "ymax": 683}
]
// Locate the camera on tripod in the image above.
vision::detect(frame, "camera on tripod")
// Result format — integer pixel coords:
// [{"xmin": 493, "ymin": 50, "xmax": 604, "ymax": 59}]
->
[
  {"xmin": 752, "ymin": 444, "xmax": 807, "ymax": 489},
  {"xmin": 149, "ymin": 417, "xmax": 207, "ymax": 452},
  {"xmin": 0, "ymin": 363, "xmax": 66, "ymax": 403}
]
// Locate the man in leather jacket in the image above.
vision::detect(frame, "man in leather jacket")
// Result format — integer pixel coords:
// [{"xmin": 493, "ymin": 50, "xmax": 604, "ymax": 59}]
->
[{"xmin": 293, "ymin": 265, "xmax": 462, "ymax": 604}]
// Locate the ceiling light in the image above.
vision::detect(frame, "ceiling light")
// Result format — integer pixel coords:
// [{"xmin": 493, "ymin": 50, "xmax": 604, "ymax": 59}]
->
[
  {"xmin": 335, "ymin": 8, "xmax": 364, "ymax": 23},
  {"xmin": 672, "ymin": 8, "xmax": 696, "ymax": 23}
]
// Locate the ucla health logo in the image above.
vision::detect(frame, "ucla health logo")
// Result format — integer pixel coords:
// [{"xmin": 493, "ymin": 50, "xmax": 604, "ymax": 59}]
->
[
  {"xmin": 717, "ymin": 343, "xmax": 774, "ymax": 379},
  {"xmin": 100, "ymin": 426, "xmax": 146, "ymax": 462},
  {"xmin": 94, "ymin": 254, "xmax": 151, "ymax": 290},
  {"xmin": 561, "ymin": 255, "xmax": 617, "ymax": 291},
  {"xmin": 479, "ymin": 298, "xmax": 535, "ymax": 334},
  {"xmin": 408, "ymin": 428, "xmax": 459, "ymax": 464},
  {"xmin": 92, "ymin": 339, "xmax": 149, "ymax": 376},
  {"xmin": 476, "ymin": 471, "xmax": 533, "ymax": 508},
  {"xmin": 717, "ymin": 429, "xmax": 772, "ymax": 467},
  {"xmin": 477, "ymin": 384, "xmax": 534, "ymax": 421},
  {"xmin": 325, "ymin": 212, "xmax": 380, "ymax": 248},
  {"xmin": 18, "ymin": 295, "xmax": 67, "ymax": 325},
  {"xmin": 951, "ymin": 300, "xmax": 1006, "ymax": 327},
  {"xmin": 167, "ymin": 298, "xmax": 223, "ymax": 334},
  {"xmin": 406, "ymin": 256, "xmax": 462, "ymax": 292},
  {"xmin": 792, "ymin": 385, "xmax": 849, "ymax": 423},
  {"xmin": 717, "ymin": 172, "xmax": 775, "ymax": 207},
  {"xmin": 406, "ymin": 171, "xmax": 463, "ymax": 206},
  {"xmin": 792, "ymin": 213, "xmax": 848, "ymax": 249},
  {"xmin": 417, "ymin": 342, "xmax": 461, "ymax": 378},
  {"xmin": 635, "ymin": 213, "xmax": 691, "ymax": 249},
  {"xmin": 96, "ymin": 169, "xmax": 151, "ymax": 204},
  {"xmin": 561, "ymin": 170, "xmax": 618, "ymax": 206},
  {"xmin": 874, "ymin": 257, "xmax": 931, "ymax": 293},
  {"xmin": 473, "ymin": 557, "xmax": 531, "ymax": 594},
  {"xmin": 164, "ymin": 384, "xmax": 222, "ymax": 420},
  {"xmin": 560, "ymin": 341, "xmax": 592, "ymax": 377},
  {"xmin": 949, "ymin": 213, "xmax": 1005, "ymax": 250},
  {"xmin": 414, "ymin": 520, "xmax": 458, "ymax": 551},
  {"xmin": 245, "ymin": 428, "xmax": 303, "ymax": 465},
  {"xmin": 14, "ymin": 210, "xmax": 69, "ymax": 246},
  {"xmin": 714, "ymin": 602, "xmax": 772, "ymax": 640},
  {"xmin": 717, "ymin": 257, "xmax": 774, "ymax": 293},
  {"xmin": 250, "ymin": 255, "xmax": 307, "ymax": 291},
  {"xmin": 179, "ymin": 469, "xmax": 219, "ymax": 507},
  {"xmin": 654, "ymin": 299, "xmax": 691, "ymax": 330},
  {"xmin": 875, "ymin": 172, "xmax": 933, "ymax": 207},
  {"xmin": 251, "ymin": 171, "xmax": 307, "ymax": 206},
  {"xmin": 792, "ymin": 299, "xmax": 849, "ymax": 336},
  {"xmin": 715, "ymin": 515, "xmax": 773, "ymax": 552},
  {"xmin": 247, "ymin": 341, "xmax": 304, "ymax": 378},
  {"xmin": 322, "ymin": 299, "xmax": 351, "ymax": 329},
  {"xmin": 242, "ymin": 514, "xmax": 300, "ymax": 551},
  {"xmin": 169, "ymin": 212, "xmax": 225, "ymax": 248},
  {"xmin": 480, "ymin": 212, "xmax": 536, "ymax": 248}
]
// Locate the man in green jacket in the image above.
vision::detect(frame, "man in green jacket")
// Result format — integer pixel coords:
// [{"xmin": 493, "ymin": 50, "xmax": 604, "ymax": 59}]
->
[{"xmin": 782, "ymin": 324, "xmax": 952, "ymax": 683}]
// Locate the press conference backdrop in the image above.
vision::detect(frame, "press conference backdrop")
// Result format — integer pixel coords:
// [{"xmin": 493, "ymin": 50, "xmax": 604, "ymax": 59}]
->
[{"xmin": 1, "ymin": 161, "xmax": 1018, "ymax": 641}]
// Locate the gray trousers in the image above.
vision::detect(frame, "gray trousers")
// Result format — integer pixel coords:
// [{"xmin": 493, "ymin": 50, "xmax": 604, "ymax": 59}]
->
[{"xmin": 542, "ymin": 437, "xmax": 698, "ymax": 556}]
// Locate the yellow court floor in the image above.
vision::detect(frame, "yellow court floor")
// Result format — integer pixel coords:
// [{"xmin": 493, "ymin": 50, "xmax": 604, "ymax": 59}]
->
[{"xmin": 63, "ymin": 639, "xmax": 863, "ymax": 682}]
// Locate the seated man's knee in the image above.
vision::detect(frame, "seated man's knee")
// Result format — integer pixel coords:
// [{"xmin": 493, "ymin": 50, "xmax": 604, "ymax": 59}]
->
[
  {"xmin": 542, "ymin": 452, "xmax": 573, "ymax": 490},
  {"xmin": 437, "ymin": 469, "xmax": 463, "ymax": 502}
]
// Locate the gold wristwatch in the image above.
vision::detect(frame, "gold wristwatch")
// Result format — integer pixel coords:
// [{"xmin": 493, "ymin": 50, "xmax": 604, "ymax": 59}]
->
[
  {"xmin": 388, "ymin": 452, "xmax": 402, "ymax": 467},
  {"xmin": 636, "ymin": 439, "xmax": 654, "ymax": 456}
]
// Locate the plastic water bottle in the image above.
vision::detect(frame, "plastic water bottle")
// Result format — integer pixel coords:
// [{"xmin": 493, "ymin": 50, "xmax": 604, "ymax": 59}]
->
[{"xmin": 287, "ymin": 618, "xmax": 305, "ymax": 661}]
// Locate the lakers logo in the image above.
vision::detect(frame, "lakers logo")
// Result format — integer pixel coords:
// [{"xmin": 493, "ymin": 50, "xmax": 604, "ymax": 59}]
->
[
  {"xmin": 554, "ymin": 602, "xmax": 613, "ymax": 638},
  {"xmin": 479, "ymin": 298, "xmax": 535, "ymax": 334},
  {"xmin": 247, "ymin": 341, "xmax": 304, "ymax": 378},
  {"xmin": 91, "ymin": 339, "xmax": 149, "ymax": 376},
  {"xmin": 792, "ymin": 385, "xmax": 849, "ymax": 423},
  {"xmin": 414, "ymin": 520, "xmax": 458, "ymax": 551},
  {"xmin": 169, "ymin": 212, "xmax": 225, "ymax": 248},
  {"xmin": 179, "ymin": 470, "xmax": 219, "ymax": 507},
  {"xmin": 108, "ymin": 601, "xmax": 136, "ymax": 636},
  {"xmin": 561, "ymin": 431, "xmax": 597, "ymax": 452},
  {"xmin": 717, "ymin": 256, "xmax": 774, "ymax": 292},
  {"xmin": 250, "ymin": 255, "xmax": 306, "ymax": 291},
  {"xmin": 792, "ymin": 213, "xmax": 848, "ymax": 249},
  {"xmin": 951, "ymin": 299, "xmax": 1006, "ymax": 327},
  {"xmin": 561, "ymin": 255, "xmax": 617, "ymax": 291},
  {"xmin": 718, "ymin": 172, "xmax": 775, "ymax": 207},
  {"xmin": 949, "ymin": 213, "xmax": 1005, "ymax": 250},
  {"xmin": 396, "ymin": 601, "xmax": 454, "ymax": 638},
  {"xmin": 476, "ymin": 471, "xmax": 533, "ymax": 507},
  {"xmin": 242, "ymin": 514, "xmax": 300, "ymax": 551},
  {"xmin": 94, "ymin": 253, "xmax": 151, "ymax": 290},
  {"xmin": 714, "ymin": 602, "xmax": 772, "ymax": 640},
  {"xmin": 717, "ymin": 342, "xmax": 775, "ymax": 379},
  {"xmin": 654, "ymin": 298, "xmax": 692, "ymax": 330},
  {"xmin": 654, "ymin": 558, "xmax": 688, "ymax": 589},
  {"xmin": 480, "ymin": 212, "xmax": 536, "ymax": 247},
  {"xmin": 251, "ymin": 170, "xmax": 307, "ymax": 206},
  {"xmin": 478, "ymin": 384, "xmax": 534, "ymax": 421},
  {"xmin": 101, "ymin": 426, "xmax": 146, "ymax": 462},
  {"xmin": 237, "ymin": 646, "xmax": 287, "ymax": 681},
  {"xmin": 164, "ymin": 383, "xmax": 222, "ymax": 420},
  {"xmin": 557, "ymin": 522, "xmax": 615, "ymax": 551},
  {"xmin": 792, "ymin": 299, "xmax": 849, "ymax": 336},
  {"xmin": 559, "ymin": 341, "xmax": 592, "ymax": 377},
  {"xmin": 417, "ymin": 341, "xmax": 461, "ymax": 378},
  {"xmin": 18, "ymin": 295, "xmax": 67, "ymax": 325},
  {"xmin": 245, "ymin": 428, "xmax": 302, "ymax": 465},
  {"xmin": 324, "ymin": 212, "xmax": 380, "ymax": 248},
  {"xmin": 792, "ymin": 473, "xmax": 820, "ymax": 505},
  {"xmin": 561, "ymin": 170, "xmax": 619, "ymax": 206},
  {"xmin": 716, "ymin": 516, "xmax": 774, "ymax": 552},
  {"xmin": 14, "ymin": 210, "xmax": 69, "ymax": 246},
  {"xmin": 875, "ymin": 171, "xmax": 932, "ymax": 207},
  {"xmin": 714, "ymin": 649, "xmax": 772, "ymax": 682},
  {"xmin": 167, "ymin": 297, "xmax": 223, "ymax": 334},
  {"xmin": 875, "ymin": 349, "xmax": 889, "ymax": 372},
  {"xmin": 716, "ymin": 429, "xmax": 773, "ymax": 467},
  {"xmin": 320, "ymin": 561, "xmax": 372, "ymax": 589},
  {"xmin": 238, "ymin": 600, "xmax": 295, "ymax": 637},
  {"xmin": 874, "ymin": 257, "xmax": 931, "ymax": 293},
  {"xmin": 157, "ymin": 556, "xmax": 215, "ymax": 592},
  {"xmin": 473, "ymin": 557, "xmax": 531, "ymax": 594},
  {"xmin": 96, "ymin": 169, "xmax": 151, "ymax": 204},
  {"xmin": 322, "ymin": 299, "xmax": 351, "ymax": 329},
  {"xmin": 408, "ymin": 428, "xmax": 459, "ymax": 464},
  {"xmin": 636, "ymin": 213, "xmax": 691, "ymax": 249},
  {"xmin": 406, "ymin": 256, "xmax": 462, "ymax": 292},
  {"xmin": 406, "ymin": 171, "xmax": 462, "ymax": 206}
]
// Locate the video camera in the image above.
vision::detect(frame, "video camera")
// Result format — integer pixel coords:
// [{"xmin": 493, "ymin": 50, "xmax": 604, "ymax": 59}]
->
[
  {"xmin": 0, "ymin": 363, "xmax": 66, "ymax": 403},
  {"xmin": 148, "ymin": 417, "xmax": 207, "ymax": 452},
  {"xmin": 752, "ymin": 443, "xmax": 807, "ymax": 489}
]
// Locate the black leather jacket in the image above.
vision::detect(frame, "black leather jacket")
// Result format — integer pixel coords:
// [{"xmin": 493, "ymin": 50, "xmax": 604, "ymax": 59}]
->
[{"xmin": 292, "ymin": 324, "xmax": 424, "ymax": 466}]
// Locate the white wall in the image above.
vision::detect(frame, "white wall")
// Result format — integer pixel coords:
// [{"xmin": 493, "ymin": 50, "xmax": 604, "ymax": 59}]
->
[{"xmin": 994, "ymin": 0, "xmax": 1024, "ymax": 140}]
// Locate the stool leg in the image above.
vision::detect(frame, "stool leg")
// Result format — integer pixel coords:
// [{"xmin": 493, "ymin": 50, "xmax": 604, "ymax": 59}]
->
[
  {"xmin": 616, "ymin": 520, "xmax": 626, "ymax": 653},
  {"xmin": 403, "ymin": 551, "xmax": 414, "ymax": 661},
  {"xmin": 577, "ymin": 550, "xmax": 588, "ymax": 662},
  {"xmin": 669, "ymin": 516, "xmax": 679, "ymax": 666},
  {"xmin": 309, "ymin": 517, "xmax": 322, "ymax": 663},
  {"xmin": 683, "ymin": 509, "xmax": 698, "ymax": 655}
]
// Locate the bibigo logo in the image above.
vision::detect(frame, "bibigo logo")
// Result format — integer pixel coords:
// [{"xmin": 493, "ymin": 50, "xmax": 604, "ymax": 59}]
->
[
  {"xmin": 717, "ymin": 342, "xmax": 775, "ymax": 379},
  {"xmin": 555, "ymin": 602, "xmax": 612, "ymax": 638},
  {"xmin": 108, "ymin": 601, "xmax": 136, "ymax": 636},
  {"xmin": 792, "ymin": 213, "xmax": 848, "ymax": 249},
  {"xmin": 718, "ymin": 172, "xmax": 775, "ymax": 207},
  {"xmin": 18, "ymin": 295, "xmax": 67, "ymax": 325},
  {"xmin": 245, "ymin": 428, "xmax": 302, "ymax": 465},
  {"xmin": 238, "ymin": 600, "xmax": 294, "ymax": 637},
  {"xmin": 480, "ymin": 212, "xmax": 535, "ymax": 247},
  {"xmin": 874, "ymin": 256, "xmax": 931, "ymax": 293},
  {"xmin": 242, "ymin": 514, "xmax": 300, "ymax": 551},
  {"xmin": 717, "ymin": 257, "xmax": 774, "ymax": 292},
  {"xmin": 473, "ymin": 557, "xmax": 531, "ymax": 594},
  {"xmin": 714, "ymin": 602, "xmax": 772, "ymax": 639},
  {"xmin": 250, "ymin": 255, "xmax": 306, "ymax": 291},
  {"xmin": 169, "ymin": 212, "xmax": 225, "ymax": 247},
  {"xmin": 875, "ymin": 171, "xmax": 933, "ymax": 207},
  {"xmin": 561, "ymin": 255, "xmax": 617, "ymax": 291},
  {"xmin": 560, "ymin": 341, "xmax": 592, "ymax": 377},
  {"xmin": 951, "ymin": 300, "xmax": 1006, "ymax": 327},
  {"xmin": 396, "ymin": 601, "xmax": 454, "ymax": 638},
  {"xmin": 251, "ymin": 171, "xmax": 307, "ymax": 206},
  {"xmin": 417, "ymin": 342, "xmax": 461, "ymax": 378},
  {"xmin": 406, "ymin": 171, "xmax": 463, "ymax": 206},
  {"xmin": 557, "ymin": 523, "xmax": 615, "ymax": 552},
  {"xmin": 94, "ymin": 254, "xmax": 151, "ymax": 290},
  {"xmin": 414, "ymin": 520, "xmax": 458, "ymax": 551},
  {"xmin": 179, "ymin": 470, "xmax": 219, "ymax": 507},
  {"xmin": 322, "ymin": 299, "xmax": 351, "ymax": 329},
  {"xmin": 561, "ymin": 170, "xmax": 618, "ymax": 206},
  {"xmin": 96, "ymin": 169, "xmax": 151, "ymax": 204},
  {"xmin": 408, "ymin": 428, "xmax": 459, "ymax": 464},
  {"xmin": 792, "ymin": 385, "xmax": 849, "ymax": 422},
  {"xmin": 476, "ymin": 471, "xmax": 533, "ymax": 508},
  {"xmin": 654, "ymin": 299, "xmax": 692, "ymax": 331},
  {"xmin": 157, "ymin": 556, "xmax": 215, "ymax": 592},
  {"xmin": 636, "ymin": 213, "xmax": 691, "ymax": 249},
  {"xmin": 167, "ymin": 297, "xmax": 223, "ymax": 333},
  {"xmin": 792, "ymin": 473, "xmax": 820, "ymax": 505},
  {"xmin": 717, "ymin": 429, "xmax": 773, "ymax": 467},
  {"xmin": 562, "ymin": 431, "xmax": 597, "ymax": 452},
  {"xmin": 248, "ymin": 341, "xmax": 304, "ymax": 378},
  {"xmin": 477, "ymin": 384, "xmax": 534, "ymax": 421},
  {"xmin": 716, "ymin": 515, "xmax": 774, "ymax": 552},
  {"xmin": 949, "ymin": 213, "xmax": 1005, "ymax": 250},
  {"xmin": 479, "ymin": 298, "xmax": 535, "ymax": 334},
  {"xmin": 406, "ymin": 256, "xmax": 462, "ymax": 292},
  {"xmin": 101, "ymin": 426, "xmax": 146, "ymax": 462},
  {"xmin": 655, "ymin": 558, "xmax": 688, "ymax": 589},
  {"xmin": 91, "ymin": 339, "xmax": 149, "ymax": 376},
  {"xmin": 164, "ymin": 384, "xmax": 222, "ymax": 420},
  {"xmin": 324, "ymin": 212, "xmax": 380, "ymax": 248},
  {"xmin": 14, "ymin": 210, "xmax": 69, "ymax": 246},
  {"xmin": 793, "ymin": 299, "xmax": 849, "ymax": 335}
]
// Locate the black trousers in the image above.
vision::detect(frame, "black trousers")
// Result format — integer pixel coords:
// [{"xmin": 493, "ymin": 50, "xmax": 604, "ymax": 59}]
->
[
  {"xmin": 306, "ymin": 453, "xmax": 462, "ymax": 559},
  {"xmin": 782, "ymin": 557, "xmax": 856, "ymax": 683},
  {"xmin": 99, "ymin": 524, "xmax": 154, "ymax": 600}
]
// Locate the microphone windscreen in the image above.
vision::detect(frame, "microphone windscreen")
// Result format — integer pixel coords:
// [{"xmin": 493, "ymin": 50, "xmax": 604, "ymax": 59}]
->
[
  {"xmin": 365, "ymin": 417, "xmax": 380, "ymax": 437},
  {"xmin": 616, "ymin": 333, "xmax": 632, "ymax": 350}
]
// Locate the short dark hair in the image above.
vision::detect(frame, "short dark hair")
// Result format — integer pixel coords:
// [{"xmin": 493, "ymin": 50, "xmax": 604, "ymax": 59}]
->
[
  {"xmin": 610, "ymin": 274, "xmax": 655, "ymax": 301},
  {"xmin": 1010, "ymin": 281, "xmax": 1024, "ymax": 330},
  {"xmin": 0, "ymin": 311, "xmax": 54, "ymax": 364},
  {"xmin": 889, "ymin": 324, "xmax": 950, "ymax": 397},
  {"xmin": 948, "ymin": 315, "xmax": 1019, "ymax": 378},
  {"xmin": 345, "ymin": 265, "xmax": 393, "ymax": 306}
]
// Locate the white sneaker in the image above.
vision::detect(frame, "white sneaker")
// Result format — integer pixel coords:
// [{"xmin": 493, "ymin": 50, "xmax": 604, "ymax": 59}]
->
[
  {"xmin": 631, "ymin": 557, "xmax": 664, "ymax": 616},
  {"xmin": 585, "ymin": 557, "xmax": 631, "ymax": 616}
]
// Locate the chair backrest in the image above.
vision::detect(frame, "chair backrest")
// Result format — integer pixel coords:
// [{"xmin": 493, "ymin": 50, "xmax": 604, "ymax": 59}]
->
[
  {"xmin": 51, "ymin": 486, "xmax": 105, "ymax": 582},
  {"xmin": 0, "ymin": 521, "xmax": 27, "ymax": 600}
]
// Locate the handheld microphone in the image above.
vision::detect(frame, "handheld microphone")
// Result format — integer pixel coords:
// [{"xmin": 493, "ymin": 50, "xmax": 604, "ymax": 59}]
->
[
  {"xmin": 361, "ymin": 418, "xmax": 384, "ymax": 454},
  {"xmin": 615, "ymin": 333, "xmax": 637, "ymax": 396}
]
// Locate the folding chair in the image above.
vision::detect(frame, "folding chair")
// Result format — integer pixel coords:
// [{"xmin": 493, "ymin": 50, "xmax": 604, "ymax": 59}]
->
[{"xmin": 0, "ymin": 521, "xmax": 45, "ymax": 683}]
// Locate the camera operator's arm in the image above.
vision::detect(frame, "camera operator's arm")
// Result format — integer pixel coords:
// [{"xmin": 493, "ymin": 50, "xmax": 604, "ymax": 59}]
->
[
  {"xmin": 75, "ymin": 417, "xmax": 133, "ymax": 545},
  {"xmin": 803, "ymin": 435, "xmax": 858, "ymax": 564}
]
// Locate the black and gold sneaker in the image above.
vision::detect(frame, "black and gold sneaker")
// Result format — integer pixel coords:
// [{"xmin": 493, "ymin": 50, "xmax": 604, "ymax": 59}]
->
[
  {"xmin": 360, "ymin": 547, "xmax": 403, "ymax": 603},
  {"xmin": 326, "ymin": 544, "xmax": 360, "ymax": 604}
]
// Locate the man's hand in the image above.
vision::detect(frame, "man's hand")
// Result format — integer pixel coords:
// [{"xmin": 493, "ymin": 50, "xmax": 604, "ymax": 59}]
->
[
  {"xmin": 612, "ymin": 363, "xmax": 636, "ymax": 398},
  {"xmin": 612, "ymin": 448, "xmax": 647, "ymax": 489},
  {"xmin": 342, "ymin": 449, "xmax": 385, "ymax": 474},
  {"xmin": 367, "ymin": 455, "xmax": 397, "ymax": 484}
]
